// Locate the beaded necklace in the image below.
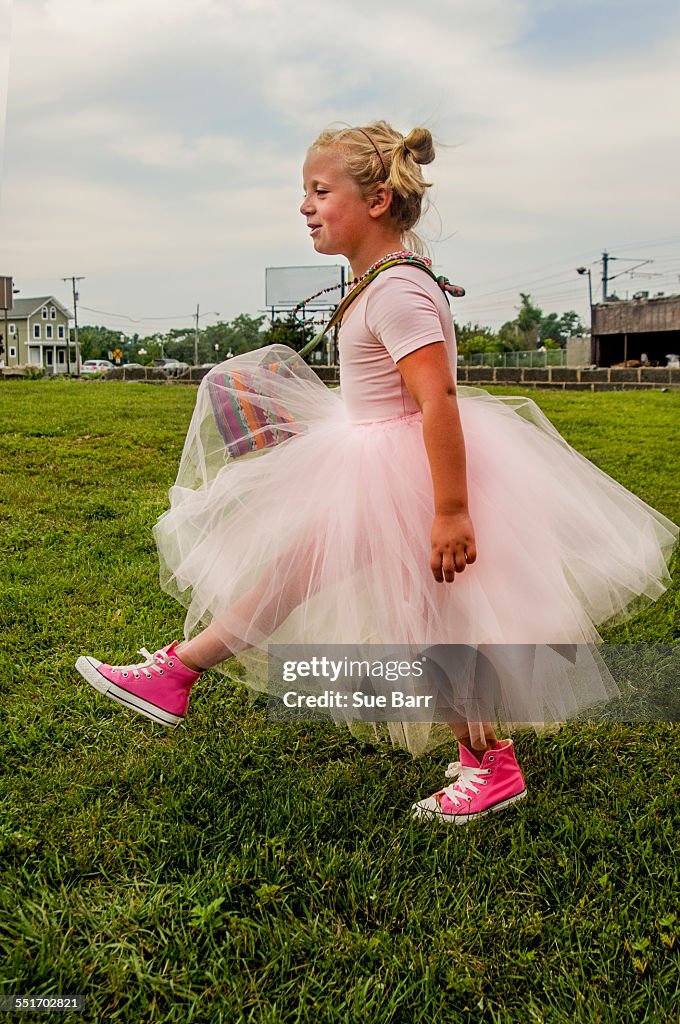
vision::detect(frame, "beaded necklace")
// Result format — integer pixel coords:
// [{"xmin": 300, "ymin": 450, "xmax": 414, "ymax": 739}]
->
[
  {"xmin": 292, "ymin": 249, "xmax": 431, "ymax": 326},
  {"xmin": 296, "ymin": 254, "xmax": 466, "ymax": 359}
]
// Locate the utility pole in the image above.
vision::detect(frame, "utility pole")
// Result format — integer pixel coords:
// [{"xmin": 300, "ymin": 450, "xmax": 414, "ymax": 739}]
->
[
  {"xmin": 0, "ymin": 276, "xmax": 13, "ymax": 367},
  {"xmin": 62, "ymin": 276, "xmax": 84, "ymax": 373},
  {"xmin": 194, "ymin": 303, "xmax": 200, "ymax": 367},
  {"xmin": 600, "ymin": 252, "xmax": 651, "ymax": 303},
  {"xmin": 601, "ymin": 251, "xmax": 609, "ymax": 302}
]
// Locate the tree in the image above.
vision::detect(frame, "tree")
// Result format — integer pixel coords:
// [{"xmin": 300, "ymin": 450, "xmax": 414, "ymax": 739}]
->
[
  {"xmin": 454, "ymin": 321, "xmax": 498, "ymax": 347},
  {"xmin": 260, "ymin": 313, "xmax": 315, "ymax": 353},
  {"xmin": 515, "ymin": 293, "xmax": 543, "ymax": 349},
  {"xmin": 203, "ymin": 314, "xmax": 267, "ymax": 359},
  {"xmin": 129, "ymin": 315, "xmax": 268, "ymax": 365},
  {"xmin": 230, "ymin": 313, "xmax": 268, "ymax": 351},
  {"xmin": 539, "ymin": 313, "xmax": 560, "ymax": 347},
  {"xmin": 498, "ymin": 319, "xmax": 523, "ymax": 351},
  {"xmin": 557, "ymin": 310, "xmax": 585, "ymax": 343},
  {"xmin": 75, "ymin": 325, "xmax": 124, "ymax": 362},
  {"xmin": 497, "ymin": 297, "xmax": 586, "ymax": 352},
  {"xmin": 538, "ymin": 310, "xmax": 585, "ymax": 347},
  {"xmin": 454, "ymin": 321, "xmax": 505, "ymax": 358}
]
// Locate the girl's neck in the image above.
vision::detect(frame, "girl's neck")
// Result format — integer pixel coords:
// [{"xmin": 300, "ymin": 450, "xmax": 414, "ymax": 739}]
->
[
  {"xmin": 348, "ymin": 235, "xmax": 406, "ymax": 279},
  {"xmin": 349, "ymin": 249, "xmax": 428, "ymax": 290}
]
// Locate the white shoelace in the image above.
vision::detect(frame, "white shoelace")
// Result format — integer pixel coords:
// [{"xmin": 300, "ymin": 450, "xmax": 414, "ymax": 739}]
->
[
  {"xmin": 439, "ymin": 761, "xmax": 491, "ymax": 807},
  {"xmin": 113, "ymin": 648, "xmax": 170, "ymax": 680}
]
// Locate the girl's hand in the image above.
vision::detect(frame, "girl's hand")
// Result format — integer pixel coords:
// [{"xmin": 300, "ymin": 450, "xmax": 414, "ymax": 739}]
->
[{"xmin": 430, "ymin": 511, "xmax": 477, "ymax": 583}]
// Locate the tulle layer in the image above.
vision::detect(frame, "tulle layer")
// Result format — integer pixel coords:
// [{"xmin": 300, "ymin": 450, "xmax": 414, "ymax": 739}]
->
[{"xmin": 154, "ymin": 345, "xmax": 678, "ymax": 755}]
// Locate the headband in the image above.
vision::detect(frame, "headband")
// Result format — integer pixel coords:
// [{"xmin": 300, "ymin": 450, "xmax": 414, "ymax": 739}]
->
[{"xmin": 357, "ymin": 128, "xmax": 388, "ymax": 180}]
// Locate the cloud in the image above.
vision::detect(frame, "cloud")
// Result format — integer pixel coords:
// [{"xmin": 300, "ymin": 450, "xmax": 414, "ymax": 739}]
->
[
  {"xmin": 4, "ymin": 172, "xmax": 301, "ymax": 272},
  {"xmin": 0, "ymin": 0, "xmax": 12, "ymax": 195},
  {"xmin": 2, "ymin": 0, "xmax": 679, "ymax": 330},
  {"xmin": 516, "ymin": 0, "xmax": 680, "ymax": 64}
]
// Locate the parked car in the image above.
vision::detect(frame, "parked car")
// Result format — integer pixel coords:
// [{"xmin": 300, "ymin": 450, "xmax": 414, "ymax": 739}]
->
[
  {"xmin": 152, "ymin": 358, "xmax": 189, "ymax": 370},
  {"xmin": 81, "ymin": 359, "xmax": 114, "ymax": 375}
]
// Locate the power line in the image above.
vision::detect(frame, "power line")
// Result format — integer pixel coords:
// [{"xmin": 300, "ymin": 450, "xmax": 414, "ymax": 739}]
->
[
  {"xmin": 70, "ymin": 242, "xmax": 679, "ymax": 337},
  {"xmin": 462, "ymin": 286, "xmax": 587, "ymax": 307},
  {"xmin": 458, "ymin": 236, "xmax": 680, "ymax": 296},
  {"xmin": 606, "ymin": 234, "xmax": 680, "ymax": 253},
  {"xmin": 78, "ymin": 305, "xmax": 203, "ymax": 323},
  {"xmin": 459, "ymin": 249, "xmax": 595, "ymax": 292},
  {"xmin": 463, "ymin": 282, "xmax": 590, "ymax": 305},
  {"xmin": 469, "ymin": 270, "xmax": 580, "ymax": 302}
]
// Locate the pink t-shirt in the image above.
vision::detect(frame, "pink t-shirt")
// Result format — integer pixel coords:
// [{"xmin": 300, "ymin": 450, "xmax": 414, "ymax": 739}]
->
[{"xmin": 338, "ymin": 266, "xmax": 458, "ymax": 422}]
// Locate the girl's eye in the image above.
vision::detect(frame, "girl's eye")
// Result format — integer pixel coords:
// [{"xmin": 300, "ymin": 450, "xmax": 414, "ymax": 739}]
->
[{"xmin": 315, "ymin": 189, "xmax": 328, "ymax": 196}]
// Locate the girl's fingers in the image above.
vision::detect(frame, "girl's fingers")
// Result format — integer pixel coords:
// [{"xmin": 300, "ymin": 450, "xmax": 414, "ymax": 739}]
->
[
  {"xmin": 442, "ymin": 552, "xmax": 456, "ymax": 582},
  {"xmin": 430, "ymin": 553, "xmax": 444, "ymax": 582},
  {"xmin": 431, "ymin": 550, "xmax": 457, "ymax": 582},
  {"xmin": 432, "ymin": 543, "xmax": 476, "ymax": 581},
  {"xmin": 453, "ymin": 548, "xmax": 467, "ymax": 573}
]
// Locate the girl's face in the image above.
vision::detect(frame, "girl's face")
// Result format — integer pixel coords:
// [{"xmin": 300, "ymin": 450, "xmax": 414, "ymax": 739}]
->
[{"xmin": 300, "ymin": 148, "xmax": 372, "ymax": 260}]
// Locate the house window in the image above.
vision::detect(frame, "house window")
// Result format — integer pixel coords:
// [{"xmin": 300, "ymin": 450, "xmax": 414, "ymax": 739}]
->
[
  {"xmin": 46, "ymin": 324, "xmax": 53, "ymax": 340},
  {"xmin": 9, "ymin": 323, "xmax": 16, "ymax": 335},
  {"xmin": 58, "ymin": 324, "xmax": 65, "ymax": 339},
  {"xmin": 42, "ymin": 307, "xmax": 48, "ymax": 319},
  {"xmin": 46, "ymin": 349, "xmax": 53, "ymax": 365},
  {"xmin": 50, "ymin": 307, "xmax": 57, "ymax": 319},
  {"xmin": 58, "ymin": 349, "xmax": 65, "ymax": 364},
  {"xmin": 10, "ymin": 346, "xmax": 16, "ymax": 358},
  {"xmin": 33, "ymin": 324, "xmax": 41, "ymax": 339}
]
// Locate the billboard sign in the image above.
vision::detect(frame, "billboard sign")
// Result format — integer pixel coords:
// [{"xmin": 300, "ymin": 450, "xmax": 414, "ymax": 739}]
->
[{"xmin": 266, "ymin": 265, "xmax": 345, "ymax": 308}]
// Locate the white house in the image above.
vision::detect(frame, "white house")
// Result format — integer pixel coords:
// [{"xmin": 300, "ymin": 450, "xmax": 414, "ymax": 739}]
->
[{"xmin": 1, "ymin": 296, "xmax": 72, "ymax": 373}]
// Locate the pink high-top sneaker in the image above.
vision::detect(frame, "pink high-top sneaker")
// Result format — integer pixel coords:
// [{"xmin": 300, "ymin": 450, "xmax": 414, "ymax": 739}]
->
[
  {"xmin": 412, "ymin": 738, "xmax": 527, "ymax": 825},
  {"xmin": 75, "ymin": 642, "xmax": 201, "ymax": 728}
]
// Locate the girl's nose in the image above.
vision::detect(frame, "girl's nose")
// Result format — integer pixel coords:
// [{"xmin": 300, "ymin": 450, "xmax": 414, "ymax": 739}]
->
[{"xmin": 300, "ymin": 193, "xmax": 313, "ymax": 216}]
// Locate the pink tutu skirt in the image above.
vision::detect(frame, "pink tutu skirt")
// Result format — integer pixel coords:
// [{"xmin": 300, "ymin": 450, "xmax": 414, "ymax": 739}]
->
[{"xmin": 154, "ymin": 345, "xmax": 678, "ymax": 755}]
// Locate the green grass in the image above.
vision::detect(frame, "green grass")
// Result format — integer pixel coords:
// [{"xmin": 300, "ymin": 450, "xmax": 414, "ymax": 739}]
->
[{"xmin": 0, "ymin": 379, "xmax": 678, "ymax": 1023}]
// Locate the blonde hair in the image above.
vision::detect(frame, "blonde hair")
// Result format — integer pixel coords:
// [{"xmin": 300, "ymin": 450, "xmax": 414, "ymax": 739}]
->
[{"xmin": 310, "ymin": 120, "xmax": 435, "ymax": 254}]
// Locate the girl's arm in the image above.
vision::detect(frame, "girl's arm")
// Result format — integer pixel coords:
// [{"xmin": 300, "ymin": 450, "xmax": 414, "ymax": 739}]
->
[{"xmin": 397, "ymin": 341, "xmax": 477, "ymax": 583}]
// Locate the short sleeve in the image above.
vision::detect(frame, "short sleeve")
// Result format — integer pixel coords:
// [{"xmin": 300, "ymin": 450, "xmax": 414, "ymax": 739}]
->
[{"xmin": 364, "ymin": 268, "xmax": 448, "ymax": 363}]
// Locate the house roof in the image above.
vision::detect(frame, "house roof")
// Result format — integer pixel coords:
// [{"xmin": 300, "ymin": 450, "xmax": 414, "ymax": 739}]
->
[{"xmin": 7, "ymin": 296, "xmax": 72, "ymax": 319}]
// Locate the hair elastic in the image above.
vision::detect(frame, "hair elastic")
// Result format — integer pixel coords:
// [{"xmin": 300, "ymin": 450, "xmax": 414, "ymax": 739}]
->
[{"xmin": 357, "ymin": 128, "xmax": 388, "ymax": 180}]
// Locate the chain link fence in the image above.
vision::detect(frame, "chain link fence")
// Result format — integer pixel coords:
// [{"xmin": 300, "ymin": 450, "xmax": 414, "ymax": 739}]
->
[{"xmin": 458, "ymin": 349, "xmax": 567, "ymax": 368}]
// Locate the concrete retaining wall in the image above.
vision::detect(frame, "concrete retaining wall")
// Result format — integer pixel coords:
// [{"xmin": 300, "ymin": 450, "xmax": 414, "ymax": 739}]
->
[
  {"xmin": 307, "ymin": 365, "xmax": 679, "ymax": 390},
  {"xmin": 101, "ymin": 366, "xmax": 212, "ymax": 383},
  {"xmin": 8, "ymin": 363, "xmax": 669, "ymax": 390},
  {"xmin": 457, "ymin": 365, "xmax": 679, "ymax": 390},
  {"xmin": 100, "ymin": 365, "xmax": 343, "ymax": 386}
]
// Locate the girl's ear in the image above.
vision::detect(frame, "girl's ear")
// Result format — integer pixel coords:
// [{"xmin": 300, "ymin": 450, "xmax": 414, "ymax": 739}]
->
[{"xmin": 368, "ymin": 184, "xmax": 393, "ymax": 219}]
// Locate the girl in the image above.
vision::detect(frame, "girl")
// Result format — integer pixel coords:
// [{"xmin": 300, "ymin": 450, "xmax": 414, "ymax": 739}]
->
[{"xmin": 76, "ymin": 121, "xmax": 678, "ymax": 826}]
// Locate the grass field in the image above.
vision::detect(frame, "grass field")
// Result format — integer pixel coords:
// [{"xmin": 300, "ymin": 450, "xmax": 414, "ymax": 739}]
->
[{"xmin": 1, "ymin": 379, "xmax": 678, "ymax": 1023}]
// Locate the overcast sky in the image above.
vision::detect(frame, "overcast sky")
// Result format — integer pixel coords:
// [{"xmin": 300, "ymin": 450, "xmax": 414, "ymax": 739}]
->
[{"xmin": 1, "ymin": 0, "xmax": 679, "ymax": 336}]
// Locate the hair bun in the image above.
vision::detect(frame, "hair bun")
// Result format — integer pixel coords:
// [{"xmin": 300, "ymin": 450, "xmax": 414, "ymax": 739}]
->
[{"xmin": 403, "ymin": 128, "xmax": 435, "ymax": 166}]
